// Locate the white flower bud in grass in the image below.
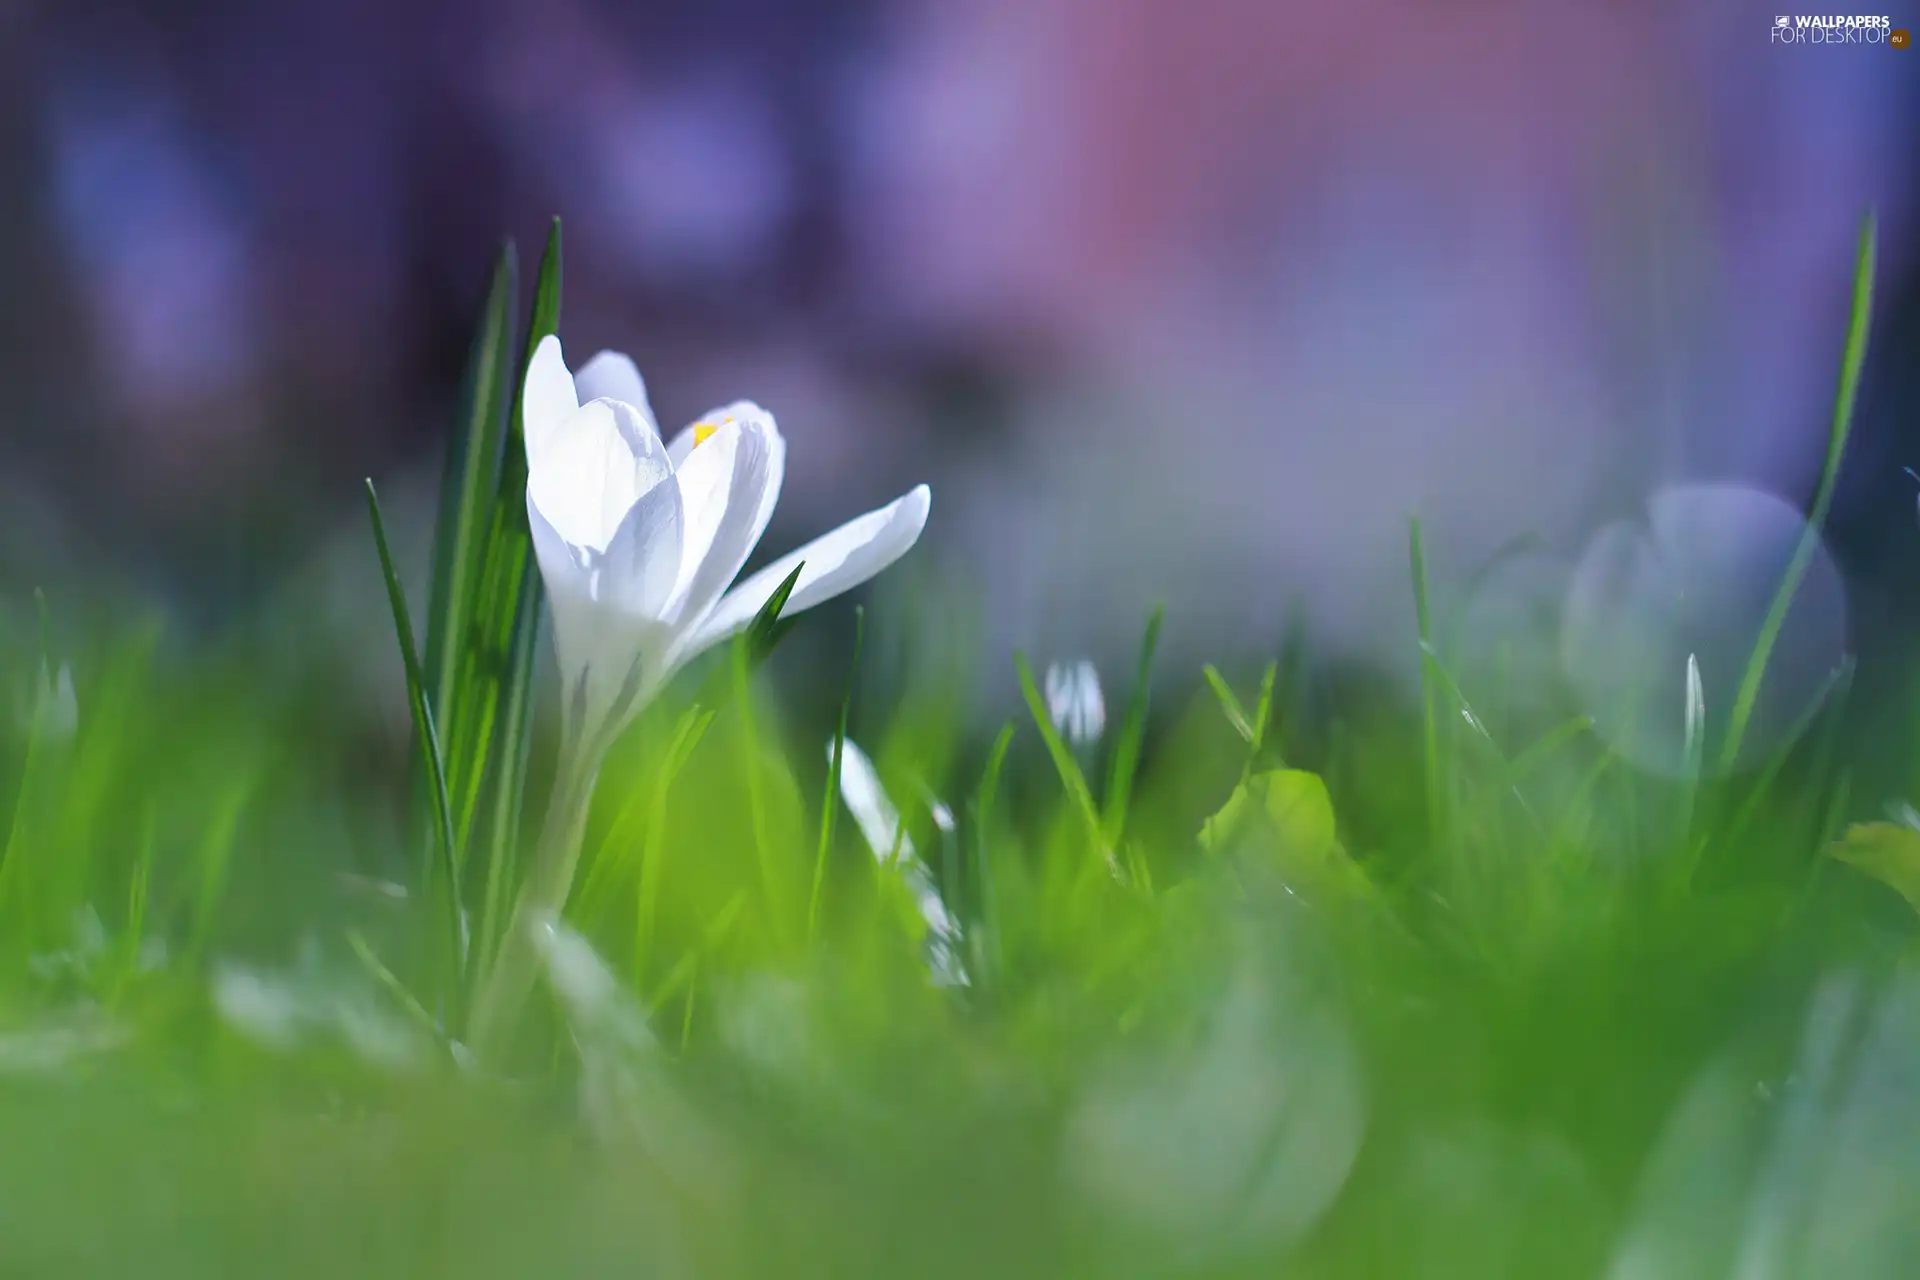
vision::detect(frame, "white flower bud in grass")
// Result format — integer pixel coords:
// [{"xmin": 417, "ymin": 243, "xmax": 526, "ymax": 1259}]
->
[
  {"xmin": 832, "ymin": 737, "xmax": 967, "ymax": 986},
  {"xmin": 1044, "ymin": 658, "xmax": 1106, "ymax": 748}
]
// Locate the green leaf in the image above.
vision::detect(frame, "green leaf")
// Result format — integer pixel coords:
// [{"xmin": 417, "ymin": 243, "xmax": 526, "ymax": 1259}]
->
[
  {"xmin": 468, "ymin": 218, "xmax": 563, "ymax": 992},
  {"xmin": 1409, "ymin": 517, "xmax": 1447, "ymax": 846},
  {"xmin": 975, "ymin": 721, "xmax": 1016, "ymax": 836},
  {"xmin": 1247, "ymin": 661, "xmax": 1278, "ymax": 759},
  {"xmin": 1204, "ymin": 660, "xmax": 1279, "ymax": 787},
  {"xmin": 423, "ymin": 243, "xmax": 518, "ymax": 858},
  {"xmin": 681, "ymin": 562, "xmax": 807, "ymax": 715},
  {"xmin": 810, "ymin": 606, "xmax": 865, "ymax": 943},
  {"xmin": 1199, "ymin": 769, "xmax": 1336, "ymax": 855},
  {"xmin": 347, "ymin": 930, "xmax": 446, "ymax": 1049},
  {"xmin": 1100, "ymin": 605, "xmax": 1164, "ymax": 847},
  {"xmin": 1720, "ymin": 211, "xmax": 1874, "ymax": 771},
  {"xmin": 186, "ymin": 775, "xmax": 253, "ymax": 963},
  {"xmin": 969, "ymin": 722, "xmax": 1015, "ymax": 986},
  {"xmin": 635, "ymin": 704, "xmax": 716, "ymax": 937},
  {"xmin": 1829, "ymin": 819, "xmax": 1920, "ymax": 915},
  {"xmin": 472, "ymin": 565, "xmax": 541, "ymax": 989},
  {"xmin": 1015, "ymin": 652, "xmax": 1107, "ymax": 857},
  {"xmin": 1198, "ymin": 769, "xmax": 1371, "ymax": 903},
  {"xmin": 744, "ymin": 562, "xmax": 806, "ymax": 668},
  {"xmin": 365, "ymin": 478, "xmax": 464, "ymax": 1016},
  {"xmin": 730, "ymin": 621, "xmax": 788, "ymax": 942},
  {"xmin": 573, "ymin": 701, "xmax": 718, "ymax": 937},
  {"xmin": 1202, "ymin": 664, "xmax": 1255, "ymax": 744},
  {"xmin": 1503, "ymin": 715, "xmax": 1594, "ymax": 789}
]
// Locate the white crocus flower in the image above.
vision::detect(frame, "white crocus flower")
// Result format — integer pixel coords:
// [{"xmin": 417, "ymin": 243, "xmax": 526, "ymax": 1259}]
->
[
  {"xmin": 472, "ymin": 337, "xmax": 932, "ymax": 1058},
  {"xmin": 523, "ymin": 335, "xmax": 931, "ymax": 756}
]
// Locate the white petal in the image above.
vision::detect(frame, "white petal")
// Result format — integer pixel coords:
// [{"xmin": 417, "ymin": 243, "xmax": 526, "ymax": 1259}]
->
[
  {"xmin": 527, "ymin": 399, "xmax": 671, "ymax": 554},
  {"xmin": 575, "ymin": 350, "xmax": 657, "ymax": 434},
  {"xmin": 597, "ymin": 470, "xmax": 685, "ymax": 620},
  {"xmin": 530, "ymin": 487, "xmax": 683, "ymax": 741},
  {"xmin": 528, "ymin": 497, "xmax": 601, "ymax": 708},
  {"xmin": 665, "ymin": 423, "xmax": 700, "ymax": 470},
  {"xmin": 1046, "ymin": 659, "xmax": 1106, "ymax": 747},
  {"xmin": 522, "ymin": 335, "xmax": 579, "ymax": 461},
  {"xmin": 663, "ymin": 406, "xmax": 785, "ymax": 626},
  {"xmin": 929, "ymin": 798, "xmax": 956, "ymax": 835},
  {"xmin": 665, "ymin": 399, "xmax": 783, "ymax": 471},
  {"xmin": 681, "ymin": 484, "xmax": 930, "ymax": 660},
  {"xmin": 833, "ymin": 738, "xmax": 912, "ymax": 864},
  {"xmin": 660, "ymin": 421, "xmax": 744, "ymax": 617}
]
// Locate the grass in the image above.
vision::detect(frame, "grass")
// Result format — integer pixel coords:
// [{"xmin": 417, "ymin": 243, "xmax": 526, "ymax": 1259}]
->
[{"xmin": 0, "ymin": 211, "xmax": 1911, "ymax": 1277}]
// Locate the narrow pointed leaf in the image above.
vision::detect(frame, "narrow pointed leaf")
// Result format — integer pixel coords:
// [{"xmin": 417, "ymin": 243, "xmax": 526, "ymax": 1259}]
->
[
  {"xmin": 1409, "ymin": 517, "xmax": 1447, "ymax": 844},
  {"xmin": 1016, "ymin": 652, "xmax": 1106, "ymax": 855},
  {"xmin": 473, "ymin": 565, "xmax": 542, "ymax": 988},
  {"xmin": 1202, "ymin": 665, "xmax": 1256, "ymax": 744},
  {"xmin": 1100, "ymin": 603, "xmax": 1164, "ymax": 846},
  {"xmin": 365, "ymin": 478, "xmax": 464, "ymax": 1015},
  {"xmin": 423, "ymin": 242, "xmax": 519, "ymax": 858},
  {"xmin": 1721, "ymin": 211, "xmax": 1874, "ymax": 771},
  {"xmin": 745, "ymin": 562, "xmax": 807, "ymax": 668},
  {"xmin": 468, "ymin": 218, "xmax": 564, "ymax": 995},
  {"xmin": 810, "ymin": 606, "xmax": 865, "ymax": 943},
  {"xmin": 970, "ymin": 721, "xmax": 1015, "ymax": 985}
]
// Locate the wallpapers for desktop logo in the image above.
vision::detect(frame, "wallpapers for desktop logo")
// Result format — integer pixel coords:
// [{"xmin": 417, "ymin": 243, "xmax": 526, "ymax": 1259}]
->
[{"xmin": 1770, "ymin": 14, "xmax": 1906, "ymax": 43}]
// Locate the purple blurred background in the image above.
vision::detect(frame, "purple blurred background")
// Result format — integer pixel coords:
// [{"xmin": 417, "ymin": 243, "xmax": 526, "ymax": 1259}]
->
[{"xmin": 1, "ymin": 0, "xmax": 1916, "ymax": 732}]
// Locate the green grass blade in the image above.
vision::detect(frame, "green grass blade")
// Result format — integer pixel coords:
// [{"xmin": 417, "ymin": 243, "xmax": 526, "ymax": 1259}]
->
[
  {"xmin": 187, "ymin": 776, "xmax": 252, "ymax": 964},
  {"xmin": 1202, "ymin": 665, "xmax": 1255, "ymax": 744},
  {"xmin": 733, "ymin": 632, "xmax": 783, "ymax": 944},
  {"xmin": 1416, "ymin": 639, "xmax": 1537, "ymax": 832},
  {"xmin": 473, "ymin": 566, "xmax": 542, "ymax": 988},
  {"xmin": 809, "ymin": 606, "xmax": 865, "ymax": 944},
  {"xmin": 1503, "ymin": 716, "xmax": 1593, "ymax": 789},
  {"xmin": 1205, "ymin": 660, "xmax": 1278, "ymax": 785},
  {"xmin": 1015, "ymin": 652, "xmax": 1106, "ymax": 856},
  {"xmin": 745, "ymin": 563, "xmax": 806, "ymax": 668},
  {"xmin": 646, "ymin": 889, "xmax": 747, "ymax": 1017},
  {"xmin": 467, "ymin": 218, "xmax": 563, "ymax": 993},
  {"xmin": 628, "ymin": 703, "xmax": 718, "ymax": 980},
  {"xmin": 1719, "ymin": 211, "xmax": 1874, "ymax": 771},
  {"xmin": 970, "ymin": 722, "xmax": 1015, "ymax": 988},
  {"xmin": 365, "ymin": 478, "xmax": 464, "ymax": 1016},
  {"xmin": 503, "ymin": 216, "xmax": 564, "ymax": 460},
  {"xmin": 424, "ymin": 243, "xmax": 519, "ymax": 858},
  {"xmin": 106, "ymin": 802, "xmax": 156, "ymax": 1008},
  {"xmin": 1410, "ymin": 517, "xmax": 1447, "ymax": 846},
  {"xmin": 575, "ymin": 702, "xmax": 716, "ymax": 934},
  {"xmin": 1100, "ymin": 603, "xmax": 1164, "ymax": 846},
  {"xmin": 347, "ymin": 930, "xmax": 446, "ymax": 1048},
  {"xmin": 1249, "ymin": 660, "xmax": 1278, "ymax": 756},
  {"xmin": 683, "ymin": 563, "xmax": 806, "ymax": 712},
  {"xmin": 975, "ymin": 723, "xmax": 1015, "ymax": 837},
  {"xmin": 1716, "ymin": 659, "xmax": 1853, "ymax": 866},
  {"xmin": 1238, "ymin": 661, "xmax": 1281, "ymax": 788}
]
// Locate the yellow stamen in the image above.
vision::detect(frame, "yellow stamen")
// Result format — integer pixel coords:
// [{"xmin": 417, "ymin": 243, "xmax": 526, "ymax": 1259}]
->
[{"xmin": 692, "ymin": 422, "xmax": 719, "ymax": 448}]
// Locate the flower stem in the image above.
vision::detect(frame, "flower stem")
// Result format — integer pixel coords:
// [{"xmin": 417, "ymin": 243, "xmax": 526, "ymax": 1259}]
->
[{"xmin": 466, "ymin": 736, "xmax": 600, "ymax": 1062}]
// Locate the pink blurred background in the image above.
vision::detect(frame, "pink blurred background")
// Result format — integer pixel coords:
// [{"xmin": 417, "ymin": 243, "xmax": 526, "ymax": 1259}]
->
[{"xmin": 0, "ymin": 0, "xmax": 1914, "ymax": 708}]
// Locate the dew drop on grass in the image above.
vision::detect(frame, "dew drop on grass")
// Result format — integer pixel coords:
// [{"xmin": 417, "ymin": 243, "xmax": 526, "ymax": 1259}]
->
[{"xmin": 1561, "ymin": 483, "xmax": 1847, "ymax": 777}]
